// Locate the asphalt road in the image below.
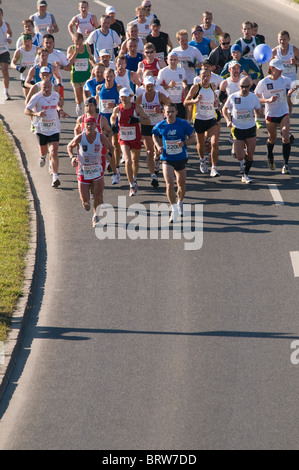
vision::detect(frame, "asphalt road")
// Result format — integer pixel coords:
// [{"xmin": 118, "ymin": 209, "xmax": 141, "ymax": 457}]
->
[{"xmin": 0, "ymin": 0, "xmax": 299, "ymax": 450}]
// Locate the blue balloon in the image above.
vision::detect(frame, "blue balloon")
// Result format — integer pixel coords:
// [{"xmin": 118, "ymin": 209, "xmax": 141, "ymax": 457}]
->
[{"xmin": 253, "ymin": 44, "xmax": 272, "ymax": 64}]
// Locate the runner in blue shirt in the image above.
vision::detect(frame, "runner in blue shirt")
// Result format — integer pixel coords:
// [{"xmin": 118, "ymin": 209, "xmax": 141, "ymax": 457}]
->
[{"xmin": 152, "ymin": 103, "xmax": 195, "ymax": 222}]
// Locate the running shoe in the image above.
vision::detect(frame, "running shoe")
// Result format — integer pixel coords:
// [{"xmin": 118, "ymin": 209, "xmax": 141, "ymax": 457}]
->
[
  {"xmin": 210, "ymin": 166, "xmax": 220, "ymax": 177},
  {"xmin": 129, "ymin": 184, "xmax": 136, "ymax": 196},
  {"xmin": 267, "ymin": 159, "xmax": 276, "ymax": 170},
  {"xmin": 169, "ymin": 207, "xmax": 179, "ymax": 223},
  {"xmin": 4, "ymin": 92, "xmax": 11, "ymax": 101},
  {"xmin": 83, "ymin": 201, "xmax": 91, "ymax": 211},
  {"xmin": 282, "ymin": 164, "xmax": 291, "ymax": 175},
  {"xmin": 177, "ymin": 201, "xmax": 183, "ymax": 216},
  {"xmin": 76, "ymin": 103, "xmax": 83, "ymax": 116},
  {"xmin": 200, "ymin": 157, "xmax": 209, "ymax": 174},
  {"xmin": 255, "ymin": 119, "xmax": 263, "ymax": 129},
  {"xmin": 39, "ymin": 156, "xmax": 46, "ymax": 167},
  {"xmin": 241, "ymin": 174, "xmax": 252, "ymax": 184},
  {"xmin": 92, "ymin": 214, "xmax": 100, "ymax": 227},
  {"xmin": 111, "ymin": 173, "xmax": 120, "ymax": 185},
  {"xmin": 151, "ymin": 174, "xmax": 159, "ymax": 187},
  {"xmin": 52, "ymin": 177, "xmax": 61, "ymax": 188}
]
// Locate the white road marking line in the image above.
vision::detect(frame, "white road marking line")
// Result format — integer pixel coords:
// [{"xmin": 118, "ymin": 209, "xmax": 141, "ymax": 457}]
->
[
  {"xmin": 290, "ymin": 252, "xmax": 299, "ymax": 277},
  {"xmin": 94, "ymin": 0, "xmax": 110, "ymax": 8},
  {"xmin": 268, "ymin": 184, "xmax": 284, "ymax": 205},
  {"xmin": 0, "ymin": 82, "xmax": 4, "ymax": 104}
]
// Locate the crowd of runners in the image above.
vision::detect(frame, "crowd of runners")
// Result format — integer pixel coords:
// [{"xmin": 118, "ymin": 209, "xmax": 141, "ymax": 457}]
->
[{"xmin": 1, "ymin": 0, "xmax": 299, "ymax": 225}]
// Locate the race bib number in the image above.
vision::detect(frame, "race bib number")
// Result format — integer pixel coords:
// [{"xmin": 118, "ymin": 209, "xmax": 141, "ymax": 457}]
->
[
  {"xmin": 40, "ymin": 118, "xmax": 56, "ymax": 133},
  {"xmin": 36, "ymin": 24, "xmax": 51, "ymax": 35},
  {"xmin": 0, "ymin": 43, "xmax": 8, "ymax": 53},
  {"xmin": 165, "ymin": 140, "xmax": 181, "ymax": 155},
  {"xmin": 270, "ymin": 88, "xmax": 285, "ymax": 103},
  {"xmin": 198, "ymin": 101, "xmax": 213, "ymax": 116},
  {"xmin": 168, "ymin": 83, "xmax": 183, "ymax": 103},
  {"xmin": 236, "ymin": 109, "xmax": 252, "ymax": 123},
  {"xmin": 82, "ymin": 163, "xmax": 102, "ymax": 179},
  {"xmin": 75, "ymin": 58, "xmax": 89, "ymax": 72},
  {"xmin": 119, "ymin": 126, "xmax": 136, "ymax": 141},
  {"xmin": 282, "ymin": 61, "xmax": 296, "ymax": 75},
  {"xmin": 100, "ymin": 99, "xmax": 115, "ymax": 114}
]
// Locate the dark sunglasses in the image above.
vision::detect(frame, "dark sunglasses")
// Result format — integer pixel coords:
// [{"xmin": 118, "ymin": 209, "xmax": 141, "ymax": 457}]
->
[{"xmin": 221, "ymin": 41, "xmax": 230, "ymax": 45}]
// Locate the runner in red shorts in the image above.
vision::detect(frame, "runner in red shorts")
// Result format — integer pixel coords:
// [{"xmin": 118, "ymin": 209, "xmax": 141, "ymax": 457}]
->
[
  {"xmin": 111, "ymin": 87, "xmax": 151, "ymax": 196},
  {"xmin": 67, "ymin": 116, "xmax": 113, "ymax": 227}
]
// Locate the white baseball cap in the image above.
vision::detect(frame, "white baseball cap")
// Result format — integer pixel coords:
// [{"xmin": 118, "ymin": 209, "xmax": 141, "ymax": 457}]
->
[
  {"xmin": 99, "ymin": 49, "xmax": 111, "ymax": 57},
  {"xmin": 105, "ymin": 6, "xmax": 116, "ymax": 14},
  {"xmin": 269, "ymin": 59, "xmax": 284, "ymax": 71},
  {"xmin": 40, "ymin": 66, "xmax": 51, "ymax": 73},
  {"xmin": 228, "ymin": 60, "xmax": 241, "ymax": 68},
  {"xmin": 119, "ymin": 87, "xmax": 133, "ymax": 97},
  {"xmin": 143, "ymin": 76, "xmax": 155, "ymax": 85}
]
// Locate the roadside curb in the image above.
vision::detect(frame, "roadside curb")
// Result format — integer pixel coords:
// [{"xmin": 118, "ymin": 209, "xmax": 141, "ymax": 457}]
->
[{"xmin": 0, "ymin": 117, "xmax": 38, "ymax": 402}]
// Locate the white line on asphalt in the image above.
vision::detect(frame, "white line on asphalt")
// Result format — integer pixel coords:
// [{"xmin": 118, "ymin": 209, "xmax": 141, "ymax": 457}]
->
[
  {"xmin": 290, "ymin": 252, "xmax": 299, "ymax": 277},
  {"xmin": 94, "ymin": 0, "xmax": 110, "ymax": 8},
  {"xmin": 0, "ymin": 82, "xmax": 4, "ymax": 105},
  {"xmin": 268, "ymin": 184, "xmax": 284, "ymax": 205}
]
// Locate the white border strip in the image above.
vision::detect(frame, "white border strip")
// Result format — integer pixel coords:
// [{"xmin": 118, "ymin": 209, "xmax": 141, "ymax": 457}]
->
[
  {"xmin": 268, "ymin": 184, "xmax": 284, "ymax": 205},
  {"xmin": 94, "ymin": 0, "xmax": 110, "ymax": 8},
  {"xmin": 0, "ymin": 82, "xmax": 4, "ymax": 105},
  {"xmin": 290, "ymin": 252, "xmax": 299, "ymax": 277}
]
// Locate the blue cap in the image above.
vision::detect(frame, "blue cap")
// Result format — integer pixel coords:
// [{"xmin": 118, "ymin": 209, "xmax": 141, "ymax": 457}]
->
[{"xmin": 231, "ymin": 44, "xmax": 242, "ymax": 53}]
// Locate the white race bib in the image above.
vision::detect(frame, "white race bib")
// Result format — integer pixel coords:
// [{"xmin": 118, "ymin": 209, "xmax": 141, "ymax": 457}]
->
[
  {"xmin": 236, "ymin": 110, "xmax": 252, "ymax": 123},
  {"xmin": 75, "ymin": 58, "xmax": 89, "ymax": 72},
  {"xmin": 165, "ymin": 140, "xmax": 181, "ymax": 155},
  {"xmin": 40, "ymin": 118, "xmax": 56, "ymax": 133},
  {"xmin": 82, "ymin": 163, "xmax": 102, "ymax": 179},
  {"xmin": 119, "ymin": 126, "xmax": 136, "ymax": 141},
  {"xmin": 100, "ymin": 99, "xmax": 115, "ymax": 114},
  {"xmin": 270, "ymin": 88, "xmax": 285, "ymax": 103}
]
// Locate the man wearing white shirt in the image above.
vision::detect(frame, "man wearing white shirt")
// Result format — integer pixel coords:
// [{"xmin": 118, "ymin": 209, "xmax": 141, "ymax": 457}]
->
[
  {"xmin": 223, "ymin": 76, "xmax": 262, "ymax": 183},
  {"xmin": 30, "ymin": 0, "xmax": 59, "ymax": 37},
  {"xmin": 156, "ymin": 51, "xmax": 188, "ymax": 119},
  {"xmin": 24, "ymin": 80, "xmax": 68, "ymax": 187},
  {"xmin": 172, "ymin": 29, "xmax": 203, "ymax": 121},
  {"xmin": 86, "ymin": 14, "xmax": 121, "ymax": 62}
]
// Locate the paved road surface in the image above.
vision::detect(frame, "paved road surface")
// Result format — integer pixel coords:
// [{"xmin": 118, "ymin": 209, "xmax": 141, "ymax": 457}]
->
[{"xmin": 0, "ymin": 0, "xmax": 299, "ymax": 450}]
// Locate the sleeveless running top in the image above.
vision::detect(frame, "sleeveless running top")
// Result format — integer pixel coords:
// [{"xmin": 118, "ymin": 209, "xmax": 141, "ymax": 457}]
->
[
  {"xmin": 276, "ymin": 44, "xmax": 297, "ymax": 81},
  {"xmin": 31, "ymin": 12, "xmax": 53, "ymax": 36},
  {"xmin": 118, "ymin": 102, "xmax": 142, "ymax": 143},
  {"xmin": 76, "ymin": 13, "xmax": 95, "ymax": 38},
  {"xmin": 98, "ymin": 81, "xmax": 119, "ymax": 123},
  {"xmin": 0, "ymin": 21, "xmax": 9, "ymax": 54},
  {"xmin": 71, "ymin": 44, "xmax": 91, "ymax": 84},
  {"xmin": 141, "ymin": 91, "xmax": 164, "ymax": 126},
  {"xmin": 140, "ymin": 57, "xmax": 161, "ymax": 77}
]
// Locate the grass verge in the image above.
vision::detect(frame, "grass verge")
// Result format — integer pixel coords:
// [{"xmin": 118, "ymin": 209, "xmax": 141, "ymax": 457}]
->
[{"xmin": 0, "ymin": 121, "xmax": 30, "ymax": 343}]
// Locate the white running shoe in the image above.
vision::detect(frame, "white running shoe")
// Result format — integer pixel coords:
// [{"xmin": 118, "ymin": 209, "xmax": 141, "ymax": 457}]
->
[
  {"xmin": 282, "ymin": 164, "xmax": 291, "ymax": 175},
  {"xmin": 241, "ymin": 174, "xmax": 252, "ymax": 184},
  {"xmin": 92, "ymin": 214, "xmax": 100, "ymax": 227},
  {"xmin": 210, "ymin": 166, "xmax": 220, "ymax": 177},
  {"xmin": 39, "ymin": 156, "xmax": 46, "ymax": 167},
  {"xmin": 76, "ymin": 103, "xmax": 83, "ymax": 116},
  {"xmin": 200, "ymin": 157, "xmax": 209, "ymax": 174},
  {"xmin": 169, "ymin": 206, "xmax": 179, "ymax": 223},
  {"xmin": 177, "ymin": 201, "xmax": 183, "ymax": 216},
  {"xmin": 111, "ymin": 173, "xmax": 120, "ymax": 185}
]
